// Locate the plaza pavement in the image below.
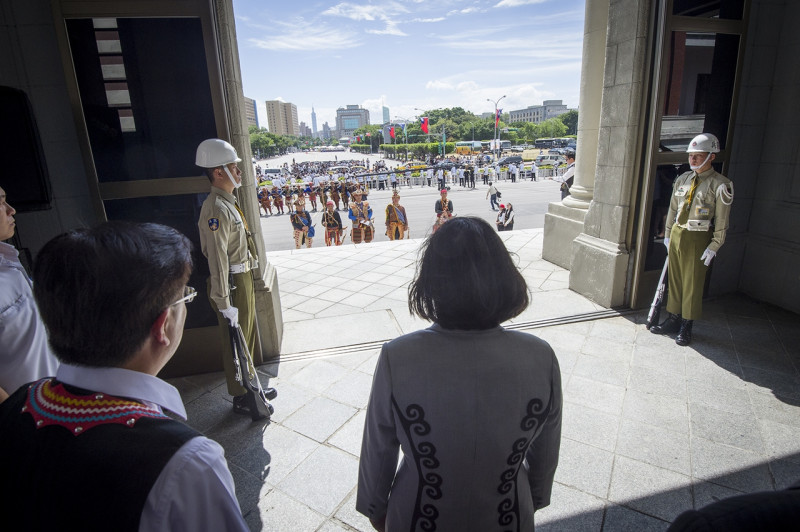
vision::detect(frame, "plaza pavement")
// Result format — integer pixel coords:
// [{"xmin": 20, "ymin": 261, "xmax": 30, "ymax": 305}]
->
[{"xmin": 168, "ymin": 228, "xmax": 800, "ymax": 531}]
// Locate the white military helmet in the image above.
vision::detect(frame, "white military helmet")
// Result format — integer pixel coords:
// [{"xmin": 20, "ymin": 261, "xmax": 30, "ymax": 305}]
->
[
  {"xmin": 686, "ymin": 133, "xmax": 720, "ymax": 154},
  {"xmin": 195, "ymin": 138, "xmax": 242, "ymax": 168}
]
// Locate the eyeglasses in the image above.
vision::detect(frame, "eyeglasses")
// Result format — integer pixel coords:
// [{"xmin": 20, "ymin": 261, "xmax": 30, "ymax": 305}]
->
[{"xmin": 171, "ymin": 286, "xmax": 197, "ymax": 306}]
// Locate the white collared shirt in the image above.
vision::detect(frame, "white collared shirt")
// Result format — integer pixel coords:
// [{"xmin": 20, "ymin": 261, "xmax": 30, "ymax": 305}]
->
[
  {"xmin": 0, "ymin": 242, "xmax": 59, "ymax": 394},
  {"xmin": 55, "ymin": 364, "xmax": 248, "ymax": 532}
]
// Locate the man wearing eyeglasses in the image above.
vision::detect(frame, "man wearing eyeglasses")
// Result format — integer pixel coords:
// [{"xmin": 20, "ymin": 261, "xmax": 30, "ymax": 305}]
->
[
  {"xmin": 196, "ymin": 139, "xmax": 277, "ymax": 419},
  {"xmin": 0, "ymin": 221, "xmax": 248, "ymax": 531}
]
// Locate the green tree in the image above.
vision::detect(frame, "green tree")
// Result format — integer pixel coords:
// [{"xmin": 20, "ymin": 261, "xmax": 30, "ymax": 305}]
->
[
  {"xmin": 559, "ymin": 109, "xmax": 578, "ymax": 135},
  {"xmin": 536, "ymin": 118, "xmax": 568, "ymax": 139}
]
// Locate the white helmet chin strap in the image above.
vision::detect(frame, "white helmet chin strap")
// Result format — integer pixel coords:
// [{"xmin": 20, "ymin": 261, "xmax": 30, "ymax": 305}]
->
[
  {"xmin": 223, "ymin": 165, "xmax": 241, "ymax": 189},
  {"xmin": 689, "ymin": 153, "xmax": 712, "ymax": 171}
]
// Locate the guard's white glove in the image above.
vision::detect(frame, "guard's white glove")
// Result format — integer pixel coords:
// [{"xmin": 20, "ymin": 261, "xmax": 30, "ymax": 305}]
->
[
  {"xmin": 700, "ymin": 248, "xmax": 716, "ymax": 266},
  {"xmin": 221, "ymin": 306, "xmax": 239, "ymax": 327},
  {"xmin": 664, "ymin": 237, "xmax": 670, "ymax": 249}
]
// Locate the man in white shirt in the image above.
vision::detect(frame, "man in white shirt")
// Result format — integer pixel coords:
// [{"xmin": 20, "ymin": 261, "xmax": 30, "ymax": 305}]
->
[
  {"xmin": 555, "ymin": 150, "xmax": 575, "ymax": 199},
  {"xmin": 0, "ymin": 186, "xmax": 59, "ymax": 400},
  {"xmin": 0, "ymin": 221, "xmax": 248, "ymax": 531}
]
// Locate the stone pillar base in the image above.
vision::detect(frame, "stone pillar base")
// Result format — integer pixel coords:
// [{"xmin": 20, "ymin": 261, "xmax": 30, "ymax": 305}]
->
[
  {"xmin": 569, "ymin": 233, "xmax": 629, "ymax": 308},
  {"xmin": 253, "ymin": 262, "xmax": 283, "ymax": 362},
  {"xmin": 542, "ymin": 202, "xmax": 588, "ymax": 269}
]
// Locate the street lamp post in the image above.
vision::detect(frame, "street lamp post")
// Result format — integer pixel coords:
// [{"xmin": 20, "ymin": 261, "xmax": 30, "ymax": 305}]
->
[{"xmin": 487, "ymin": 95, "xmax": 506, "ymax": 161}]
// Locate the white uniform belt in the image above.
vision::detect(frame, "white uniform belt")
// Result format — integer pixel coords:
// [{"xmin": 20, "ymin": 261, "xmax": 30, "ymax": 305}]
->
[
  {"xmin": 676, "ymin": 221, "xmax": 711, "ymax": 232},
  {"xmin": 229, "ymin": 261, "xmax": 251, "ymax": 274}
]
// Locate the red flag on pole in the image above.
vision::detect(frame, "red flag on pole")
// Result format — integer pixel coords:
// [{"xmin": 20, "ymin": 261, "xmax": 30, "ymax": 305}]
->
[
  {"xmin": 495, "ymin": 108, "xmax": 502, "ymax": 127},
  {"xmin": 420, "ymin": 117, "xmax": 429, "ymax": 134},
  {"xmin": 390, "ymin": 126, "xmax": 395, "ymax": 139}
]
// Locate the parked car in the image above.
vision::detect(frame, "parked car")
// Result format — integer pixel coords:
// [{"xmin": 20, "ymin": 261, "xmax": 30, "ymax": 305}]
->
[
  {"xmin": 535, "ymin": 154, "xmax": 566, "ymax": 167},
  {"xmin": 497, "ymin": 155, "xmax": 523, "ymax": 166}
]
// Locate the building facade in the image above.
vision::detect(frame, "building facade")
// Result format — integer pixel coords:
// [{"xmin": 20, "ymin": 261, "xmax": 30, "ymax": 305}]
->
[
  {"xmin": 1, "ymin": 0, "xmax": 797, "ymax": 385},
  {"xmin": 265, "ymin": 99, "xmax": 298, "ymax": 136},
  {"xmin": 382, "ymin": 105, "xmax": 390, "ymax": 124},
  {"xmin": 322, "ymin": 122, "xmax": 331, "ymax": 140},
  {"xmin": 543, "ymin": 0, "xmax": 800, "ymax": 316},
  {"xmin": 509, "ymin": 100, "xmax": 569, "ymax": 124},
  {"xmin": 335, "ymin": 104, "xmax": 369, "ymax": 138},
  {"xmin": 243, "ymin": 96, "xmax": 258, "ymax": 128}
]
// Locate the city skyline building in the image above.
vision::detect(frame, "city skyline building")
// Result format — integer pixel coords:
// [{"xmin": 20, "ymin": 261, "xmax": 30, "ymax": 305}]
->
[
  {"xmin": 322, "ymin": 122, "xmax": 331, "ymax": 140},
  {"xmin": 382, "ymin": 105, "xmax": 390, "ymax": 124},
  {"xmin": 509, "ymin": 100, "xmax": 570, "ymax": 124},
  {"xmin": 335, "ymin": 104, "xmax": 370, "ymax": 138},
  {"xmin": 298, "ymin": 121, "xmax": 312, "ymax": 137},
  {"xmin": 311, "ymin": 106, "xmax": 318, "ymax": 138},
  {"xmin": 265, "ymin": 99, "xmax": 299, "ymax": 136},
  {"xmin": 243, "ymin": 96, "xmax": 258, "ymax": 128}
]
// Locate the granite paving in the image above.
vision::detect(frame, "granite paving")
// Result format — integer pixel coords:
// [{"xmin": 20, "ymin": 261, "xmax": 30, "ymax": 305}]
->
[{"xmin": 170, "ymin": 228, "xmax": 800, "ymax": 531}]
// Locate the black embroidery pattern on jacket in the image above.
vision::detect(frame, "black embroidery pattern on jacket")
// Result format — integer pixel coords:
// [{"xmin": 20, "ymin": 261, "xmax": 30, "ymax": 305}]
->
[
  {"xmin": 497, "ymin": 398, "xmax": 549, "ymax": 531},
  {"xmin": 392, "ymin": 397, "xmax": 442, "ymax": 531}
]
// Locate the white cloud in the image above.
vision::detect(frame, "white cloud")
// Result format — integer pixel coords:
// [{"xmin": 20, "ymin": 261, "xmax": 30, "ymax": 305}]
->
[
  {"xmin": 249, "ymin": 20, "xmax": 361, "ymax": 51},
  {"xmin": 323, "ymin": 2, "xmax": 412, "ymax": 38},
  {"xmin": 495, "ymin": 0, "xmax": 549, "ymax": 7},
  {"xmin": 412, "ymin": 17, "xmax": 446, "ymax": 23},
  {"xmin": 366, "ymin": 21, "xmax": 407, "ymax": 36},
  {"xmin": 426, "ymin": 80, "xmax": 455, "ymax": 90}
]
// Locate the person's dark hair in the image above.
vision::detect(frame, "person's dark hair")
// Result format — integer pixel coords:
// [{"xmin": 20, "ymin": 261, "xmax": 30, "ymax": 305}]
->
[
  {"xmin": 409, "ymin": 217, "xmax": 529, "ymax": 329},
  {"xmin": 204, "ymin": 166, "xmax": 226, "ymax": 183},
  {"xmin": 33, "ymin": 221, "xmax": 193, "ymax": 367}
]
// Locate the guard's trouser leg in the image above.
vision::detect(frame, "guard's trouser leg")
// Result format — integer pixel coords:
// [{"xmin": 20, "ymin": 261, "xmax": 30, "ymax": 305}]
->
[
  {"xmin": 666, "ymin": 226, "xmax": 712, "ymax": 321},
  {"xmin": 208, "ymin": 272, "xmax": 257, "ymax": 396}
]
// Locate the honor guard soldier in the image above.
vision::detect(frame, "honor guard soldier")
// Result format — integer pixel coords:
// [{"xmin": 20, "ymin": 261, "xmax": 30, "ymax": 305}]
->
[
  {"xmin": 290, "ymin": 195, "xmax": 314, "ymax": 249},
  {"xmin": 321, "ymin": 200, "xmax": 344, "ymax": 246},
  {"xmin": 651, "ymin": 133, "xmax": 734, "ymax": 346},
  {"xmin": 348, "ymin": 188, "xmax": 374, "ymax": 244},
  {"xmin": 385, "ymin": 189, "xmax": 409, "ymax": 240},
  {"xmin": 196, "ymin": 139, "xmax": 276, "ymax": 418}
]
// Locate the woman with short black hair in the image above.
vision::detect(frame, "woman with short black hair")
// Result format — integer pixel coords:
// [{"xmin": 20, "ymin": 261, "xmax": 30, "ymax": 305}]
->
[{"xmin": 357, "ymin": 217, "xmax": 562, "ymax": 531}]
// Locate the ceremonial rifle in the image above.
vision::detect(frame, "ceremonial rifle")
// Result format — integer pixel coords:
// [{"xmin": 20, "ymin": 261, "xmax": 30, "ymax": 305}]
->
[
  {"xmin": 228, "ymin": 274, "xmax": 273, "ymax": 420},
  {"xmin": 646, "ymin": 257, "xmax": 669, "ymax": 330}
]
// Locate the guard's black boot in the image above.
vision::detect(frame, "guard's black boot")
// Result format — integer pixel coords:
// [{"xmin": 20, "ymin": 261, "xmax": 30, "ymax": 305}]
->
[
  {"xmin": 676, "ymin": 319, "xmax": 693, "ymax": 346},
  {"xmin": 232, "ymin": 392, "xmax": 269, "ymax": 421},
  {"xmin": 264, "ymin": 387, "xmax": 278, "ymax": 401},
  {"xmin": 651, "ymin": 313, "xmax": 682, "ymax": 335}
]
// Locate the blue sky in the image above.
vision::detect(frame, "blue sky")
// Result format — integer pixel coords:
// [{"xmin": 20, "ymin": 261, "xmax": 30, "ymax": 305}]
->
[{"xmin": 232, "ymin": 0, "xmax": 585, "ymax": 132}]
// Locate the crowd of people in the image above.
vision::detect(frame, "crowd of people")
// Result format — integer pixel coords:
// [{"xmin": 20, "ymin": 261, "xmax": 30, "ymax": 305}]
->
[{"xmin": 253, "ymin": 153, "xmax": 557, "ymax": 249}]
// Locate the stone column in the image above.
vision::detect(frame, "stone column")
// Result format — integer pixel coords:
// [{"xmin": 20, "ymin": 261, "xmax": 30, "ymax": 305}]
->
[
  {"xmin": 568, "ymin": 0, "xmax": 652, "ymax": 307},
  {"xmin": 214, "ymin": 0, "xmax": 283, "ymax": 361},
  {"xmin": 542, "ymin": 0, "xmax": 608, "ymax": 268},
  {"xmin": 562, "ymin": 0, "xmax": 609, "ymax": 209}
]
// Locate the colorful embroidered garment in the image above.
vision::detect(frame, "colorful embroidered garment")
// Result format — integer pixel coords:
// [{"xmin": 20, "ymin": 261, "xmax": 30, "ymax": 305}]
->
[{"xmin": 22, "ymin": 378, "xmax": 170, "ymax": 436}]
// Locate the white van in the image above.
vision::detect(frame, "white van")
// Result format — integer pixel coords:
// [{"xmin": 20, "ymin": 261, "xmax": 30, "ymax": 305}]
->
[{"xmin": 535, "ymin": 154, "xmax": 565, "ymax": 167}]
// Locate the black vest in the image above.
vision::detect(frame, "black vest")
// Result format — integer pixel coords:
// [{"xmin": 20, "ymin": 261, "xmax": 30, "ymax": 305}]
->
[{"xmin": 0, "ymin": 381, "xmax": 200, "ymax": 531}]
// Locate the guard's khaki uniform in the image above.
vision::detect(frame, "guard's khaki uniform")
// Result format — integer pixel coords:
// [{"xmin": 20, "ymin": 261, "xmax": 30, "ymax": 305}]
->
[
  {"xmin": 198, "ymin": 186, "xmax": 258, "ymax": 396},
  {"xmin": 665, "ymin": 168, "xmax": 733, "ymax": 320}
]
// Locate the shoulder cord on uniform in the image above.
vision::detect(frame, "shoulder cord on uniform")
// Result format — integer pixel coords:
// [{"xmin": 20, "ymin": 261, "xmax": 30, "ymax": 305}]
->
[{"xmin": 716, "ymin": 182, "xmax": 734, "ymax": 205}]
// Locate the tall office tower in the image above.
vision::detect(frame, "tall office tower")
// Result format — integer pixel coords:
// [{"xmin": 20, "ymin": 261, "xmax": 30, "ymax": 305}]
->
[
  {"xmin": 322, "ymin": 122, "xmax": 331, "ymax": 140},
  {"xmin": 335, "ymin": 104, "xmax": 370, "ymax": 138},
  {"xmin": 244, "ymin": 96, "xmax": 258, "ymax": 128},
  {"xmin": 311, "ymin": 106, "xmax": 318, "ymax": 138},
  {"xmin": 382, "ymin": 105, "xmax": 390, "ymax": 124},
  {"xmin": 265, "ymin": 100, "xmax": 299, "ymax": 136}
]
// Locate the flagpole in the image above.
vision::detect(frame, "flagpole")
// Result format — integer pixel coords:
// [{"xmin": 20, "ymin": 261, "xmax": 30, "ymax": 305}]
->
[{"xmin": 487, "ymin": 95, "xmax": 506, "ymax": 161}]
